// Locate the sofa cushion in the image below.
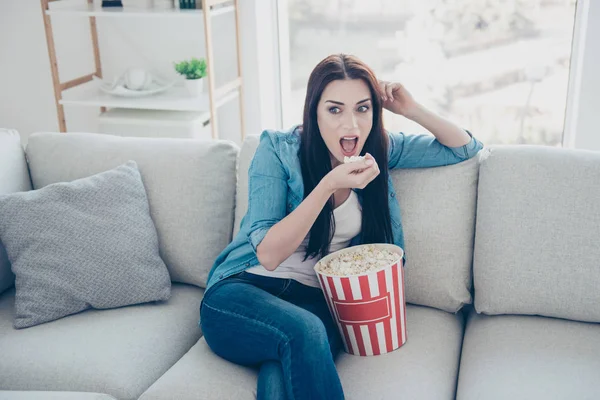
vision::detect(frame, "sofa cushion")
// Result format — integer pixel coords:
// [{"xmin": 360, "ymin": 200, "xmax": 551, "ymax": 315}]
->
[
  {"xmin": 25, "ymin": 132, "xmax": 239, "ymax": 288},
  {"xmin": 139, "ymin": 337, "xmax": 258, "ymax": 400},
  {"xmin": 0, "ymin": 129, "xmax": 32, "ymax": 295},
  {"xmin": 390, "ymin": 154, "xmax": 482, "ymax": 312},
  {"xmin": 473, "ymin": 146, "xmax": 600, "ymax": 322},
  {"xmin": 0, "ymin": 392, "xmax": 116, "ymax": 400},
  {"xmin": 0, "ymin": 161, "xmax": 171, "ymax": 329},
  {"xmin": 337, "ymin": 304, "xmax": 464, "ymax": 399},
  {"xmin": 0, "ymin": 283, "xmax": 203, "ymax": 400},
  {"xmin": 139, "ymin": 304, "xmax": 464, "ymax": 400},
  {"xmin": 234, "ymin": 134, "xmax": 482, "ymax": 312},
  {"xmin": 456, "ymin": 309, "xmax": 600, "ymax": 400}
]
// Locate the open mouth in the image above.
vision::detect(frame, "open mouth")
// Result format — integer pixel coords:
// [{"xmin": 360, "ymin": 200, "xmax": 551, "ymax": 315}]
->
[{"xmin": 340, "ymin": 136, "xmax": 359, "ymax": 157}]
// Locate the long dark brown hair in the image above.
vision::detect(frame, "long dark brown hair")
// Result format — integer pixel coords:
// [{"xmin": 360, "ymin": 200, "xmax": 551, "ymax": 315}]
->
[{"xmin": 300, "ymin": 54, "xmax": 393, "ymax": 260}]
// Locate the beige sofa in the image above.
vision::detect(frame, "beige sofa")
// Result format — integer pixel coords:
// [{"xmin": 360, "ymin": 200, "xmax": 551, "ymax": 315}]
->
[{"xmin": 0, "ymin": 129, "xmax": 599, "ymax": 400}]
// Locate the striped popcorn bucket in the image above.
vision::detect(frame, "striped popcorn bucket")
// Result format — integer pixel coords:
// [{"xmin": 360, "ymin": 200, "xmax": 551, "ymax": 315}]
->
[{"xmin": 314, "ymin": 244, "xmax": 407, "ymax": 356}]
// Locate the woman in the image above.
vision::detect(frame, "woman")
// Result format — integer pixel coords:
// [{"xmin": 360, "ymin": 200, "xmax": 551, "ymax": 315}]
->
[{"xmin": 200, "ymin": 54, "xmax": 483, "ymax": 400}]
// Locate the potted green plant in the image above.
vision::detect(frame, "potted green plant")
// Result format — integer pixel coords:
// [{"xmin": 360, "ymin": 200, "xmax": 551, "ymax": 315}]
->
[{"xmin": 174, "ymin": 57, "xmax": 207, "ymax": 97}]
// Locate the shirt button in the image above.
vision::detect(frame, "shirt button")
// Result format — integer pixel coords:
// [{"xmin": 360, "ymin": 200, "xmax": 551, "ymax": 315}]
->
[
  {"xmin": 288, "ymin": 203, "xmax": 293, "ymax": 209},
  {"xmin": 245, "ymin": 262, "xmax": 250, "ymax": 267},
  {"xmin": 219, "ymin": 274, "xmax": 223, "ymax": 279},
  {"xmin": 391, "ymin": 193, "xmax": 396, "ymax": 197}
]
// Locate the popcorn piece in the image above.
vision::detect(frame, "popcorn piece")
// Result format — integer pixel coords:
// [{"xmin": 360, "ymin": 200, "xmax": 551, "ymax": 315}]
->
[
  {"xmin": 344, "ymin": 155, "xmax": 366, "ymax": 164},
  {"xmin": 316, "ymin": 245, "xmax": 400, "ymax": 276}
]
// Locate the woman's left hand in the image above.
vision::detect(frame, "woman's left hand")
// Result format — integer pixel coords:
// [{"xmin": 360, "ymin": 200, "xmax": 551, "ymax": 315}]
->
[{"xmin": 379, "ymin": 81, "xmax": 420, "ymax": 118}]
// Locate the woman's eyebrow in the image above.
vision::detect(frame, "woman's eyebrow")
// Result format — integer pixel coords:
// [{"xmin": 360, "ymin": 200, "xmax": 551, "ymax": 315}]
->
[{"xmin": 324, "ymin": 98, "xmax": 371, "ymax": 105}]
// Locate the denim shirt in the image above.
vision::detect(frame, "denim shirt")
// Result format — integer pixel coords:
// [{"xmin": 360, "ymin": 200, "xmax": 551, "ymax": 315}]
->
[{"xmin": 205, "ymin": 125, "xmax": 483, "ymax": 293}]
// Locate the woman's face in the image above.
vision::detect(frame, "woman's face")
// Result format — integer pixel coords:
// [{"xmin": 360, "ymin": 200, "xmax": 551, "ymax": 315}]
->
[{"xmin": 317, "ymin": 78, "xmax": 373, "ymax": 166}]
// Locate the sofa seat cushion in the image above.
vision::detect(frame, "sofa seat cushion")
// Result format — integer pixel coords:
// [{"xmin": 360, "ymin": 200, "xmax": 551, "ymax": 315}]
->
[
  {"xmin": 139, "ymin": 337, "xmax": 258, "ymax": 400},
  {"xmin": 0, "ymin": 283, "xmax": 204, "ymax": 400},
  {"xmin": 456, "ymin": 309, "xmax": 600, "ymax": 400},
  {"xmin": 0, "ymin": 392, "xmax": 116, "ymax": 400},
  {"xmin": 337, "ymin": 304, "xmax": 464, "ymax": 399},
  {"xmin": 140, "ymin": 304, "xmax": 464, "ymax": 400}
]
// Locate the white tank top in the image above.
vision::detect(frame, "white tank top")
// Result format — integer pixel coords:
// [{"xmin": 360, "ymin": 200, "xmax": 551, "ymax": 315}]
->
[{"xmin": 246, "ymin": 190, "xmax": 362, "ymax": 287}]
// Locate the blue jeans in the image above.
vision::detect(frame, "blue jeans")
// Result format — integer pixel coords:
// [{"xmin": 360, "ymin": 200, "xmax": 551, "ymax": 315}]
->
[{"xmin": 200, "ymin": 271, "xmax": 345, "ymax": 400}]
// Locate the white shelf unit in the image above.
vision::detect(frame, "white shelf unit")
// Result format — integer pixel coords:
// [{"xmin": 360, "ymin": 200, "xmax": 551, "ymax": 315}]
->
[
  {"xmin": 41, "ymin": 0, "xmax": 245, "ymax": 140},
  {"xmin": 60, "ymin": 79, "xmax": 210, "ymax": 113}
]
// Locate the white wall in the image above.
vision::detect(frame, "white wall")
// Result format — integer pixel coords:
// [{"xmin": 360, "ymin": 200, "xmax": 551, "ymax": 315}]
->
[
  {"xmin": 0, "ymin": 0, "xmax": 60, "ymax": 145},
  {"xmin": 0, "ymin": 0, "xmax": 265, "ymax": 147}
]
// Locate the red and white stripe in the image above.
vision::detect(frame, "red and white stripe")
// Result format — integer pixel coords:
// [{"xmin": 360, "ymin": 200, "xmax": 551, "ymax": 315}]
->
[{"xmin": 317, "ymin": 261, "xmax": 407, "ymax": 356}]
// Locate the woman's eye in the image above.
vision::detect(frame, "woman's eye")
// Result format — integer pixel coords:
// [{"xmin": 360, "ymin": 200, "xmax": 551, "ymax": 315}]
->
[
  {"xmin": 328, "ymin": 107, "xmax": 341, "ymax": 114},
  {"xmin": 357, "ymin": 105, "xmax": 370, "ymax": 113}
]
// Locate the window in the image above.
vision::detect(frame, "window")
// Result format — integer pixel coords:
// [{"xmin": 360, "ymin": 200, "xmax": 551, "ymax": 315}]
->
[{"xmin": 278, "ymin": 0, "xmax": 578, "ymax": 146}]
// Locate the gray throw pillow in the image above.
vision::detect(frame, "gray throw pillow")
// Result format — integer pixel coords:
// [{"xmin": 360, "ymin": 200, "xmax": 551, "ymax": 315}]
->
[{"xmin": 0, "ymin": 160, "xmax": 171, "ymax": 329}]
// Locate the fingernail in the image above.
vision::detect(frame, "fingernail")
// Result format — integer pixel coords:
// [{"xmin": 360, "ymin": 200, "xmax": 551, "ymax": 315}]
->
[{"xmin": 366, "ymin": 159, "xmax": 374, "ymax": 165}]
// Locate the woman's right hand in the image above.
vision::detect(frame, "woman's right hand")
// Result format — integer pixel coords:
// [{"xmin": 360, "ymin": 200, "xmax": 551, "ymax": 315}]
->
[{"xmin": 323, "ymin": 153, "xmax": 380, "ymax": 191}]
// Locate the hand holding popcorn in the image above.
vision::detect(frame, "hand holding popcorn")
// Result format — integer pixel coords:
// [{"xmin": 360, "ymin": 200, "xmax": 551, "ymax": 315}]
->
[{"xmin": 324, "ymin": 153, "xmax": 379, "ymax": 192}]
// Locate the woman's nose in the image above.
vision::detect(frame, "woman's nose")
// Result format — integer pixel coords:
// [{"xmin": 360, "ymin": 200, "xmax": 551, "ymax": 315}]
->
[{"xmin": 343, "ymin": 111, "xmax": 359, "ymax": 130}]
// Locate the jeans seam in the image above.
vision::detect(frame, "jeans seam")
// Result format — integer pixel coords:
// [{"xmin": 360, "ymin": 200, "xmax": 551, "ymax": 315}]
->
[{"xmin": 281, "ymin": 339, "xmax": 296, "ymax": 400}]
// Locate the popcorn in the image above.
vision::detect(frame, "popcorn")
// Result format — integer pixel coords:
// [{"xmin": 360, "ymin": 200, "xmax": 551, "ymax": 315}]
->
[
  {"xmin": 344, "ymin": 155, "xmax": 365, "ymax": 164},
  {"xmin": 316, "ymin": 245, "xmax": 400, "ymax": 276}
]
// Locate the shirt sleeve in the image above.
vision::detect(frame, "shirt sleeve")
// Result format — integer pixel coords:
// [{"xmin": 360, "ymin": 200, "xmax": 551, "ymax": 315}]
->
[
  {"xmin": 246, "ymin": 131, "xmax": 289, "ymax": 254},
  {"xmin": 387, "ymin": 130, "xmax": 484, "ymax": 170}
]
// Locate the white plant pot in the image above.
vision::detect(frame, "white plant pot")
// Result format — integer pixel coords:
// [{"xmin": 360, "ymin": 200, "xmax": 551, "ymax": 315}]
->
[{"xmin": 184, "ymin": 78, "xmax": 204, "ymax": 97}]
